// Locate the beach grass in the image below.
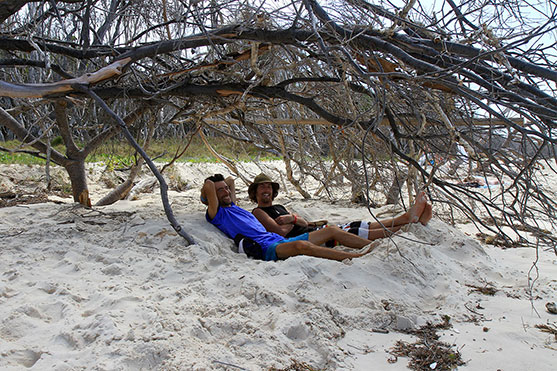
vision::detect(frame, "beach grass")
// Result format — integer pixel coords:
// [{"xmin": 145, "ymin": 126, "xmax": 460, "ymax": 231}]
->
[{"xmin": 0, "ymin": 137, "xmax": 280, "ymax": 165}]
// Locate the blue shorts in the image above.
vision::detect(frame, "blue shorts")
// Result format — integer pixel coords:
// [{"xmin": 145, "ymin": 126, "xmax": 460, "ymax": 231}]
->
[{"xmin": 265, "ymin": 233, "xmax": 309, "ymax": 261}]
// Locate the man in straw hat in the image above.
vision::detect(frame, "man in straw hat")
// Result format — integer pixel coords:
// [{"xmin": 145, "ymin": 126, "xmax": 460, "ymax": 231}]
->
[
  {"xmin": 201, "ymin": 174, "xmax": 376, "ymax": 261},
  {"xmin": 249, "ymin": 173, "xmax": 431, "ymax": 241}
]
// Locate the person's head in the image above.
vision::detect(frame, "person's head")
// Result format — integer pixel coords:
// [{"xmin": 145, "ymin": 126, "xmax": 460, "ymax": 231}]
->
[
  {"xmin": 205, "ymin": 174, "xmax": 225, "ymax": 183},
  {"xmin": 203, "ymin": 173, "xmax": 232, "ymax": 206},
  {"xmin": 248, "ymin": 173, "xmax": 279, "ymax": 205}
]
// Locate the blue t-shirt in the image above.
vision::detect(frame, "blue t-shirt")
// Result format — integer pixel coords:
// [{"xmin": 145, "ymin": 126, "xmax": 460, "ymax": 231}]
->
[{"xmin": 206, "ymin": 202, "xmax": 284, "ymax": 251}]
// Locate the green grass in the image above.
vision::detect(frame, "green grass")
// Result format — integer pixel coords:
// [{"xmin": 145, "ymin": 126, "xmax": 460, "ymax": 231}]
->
[
  {"xmin": 0, "ymin": 151, "xmax": 51, "ymax": 165},
  {"xmin": 0, "ymin": 137, "xmax": 280, "ymax": 165}
]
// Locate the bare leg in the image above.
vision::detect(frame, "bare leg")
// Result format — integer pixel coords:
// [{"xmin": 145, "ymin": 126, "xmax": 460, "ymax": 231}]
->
[
  {"xmin": 419, "ymin": 202, "xmax": 432, "ymax": 226},
  {"xmin": 367, "ymin": 191, "xmax": 428, "ymax": 229},
  {"xmin": 275, "ymin": 240, "xmax": 368, "ymax": 261},
  {"xmin": 308, "ymin": 226, "xmax": 369, "ymax": 249},
  {"xmin": 367, "ymin": 225, "xmax": 403, "ymax": 240},
  {"xmin": 366, "ymin": 201, "xmax": 432, "ymax": 240}
]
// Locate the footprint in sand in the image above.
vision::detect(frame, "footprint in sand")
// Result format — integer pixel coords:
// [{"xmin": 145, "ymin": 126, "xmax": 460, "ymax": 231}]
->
[
  {"xmin": 284, "ymin": 323, "xmax": 310, "ymax": 341},
  {"xmin": 54, "ymin": 332, "xmax": 80, "ymax": 349},
  {"xmin": 101, "ymin": 263, "xmax": 123, "ymax": 276},
  {"xmin": 37, "ymin": 282, "xmax": 57, "ymax": 294},
  {"xmin": 38, "ymin": 301, "xmax": 65, "ymax": 322},
  {"xmin": 2, "ymin": 349, "xmax": 43, "ymax": 368}
]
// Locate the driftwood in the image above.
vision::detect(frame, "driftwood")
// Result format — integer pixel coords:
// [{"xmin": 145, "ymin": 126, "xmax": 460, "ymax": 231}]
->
[
  {"xmin": 126, "ymin": 178, "xmax": 157, "ymax": 200},
  {"xmin": 0, "ymin": 58, "xmax": 130, "ymax": 98},
  {"xmin": 96, "ymin": 114, "xmax": 155, "ymax": 206},
  {"xmin": 95, "ymin": 159, "xmax": 144, "ymax": 206}
]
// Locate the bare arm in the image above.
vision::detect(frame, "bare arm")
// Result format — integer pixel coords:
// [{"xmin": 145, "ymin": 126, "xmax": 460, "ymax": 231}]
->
[
  {"xmin": 201, "ymin": 179, "xmax": 220, "ymax": 219},
  {"xmin": 275, "ymin": 213, "xmax": 309, "ymax": 228},
  {"xmin": 225, "ymin": 176, "xmax": 237, "ymax": 204},
  {"xmin": 252, "ymin": 208, "xmax": 293, "ymax": 237}
]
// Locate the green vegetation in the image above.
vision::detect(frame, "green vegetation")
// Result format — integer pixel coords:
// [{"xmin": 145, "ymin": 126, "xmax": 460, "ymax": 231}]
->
[
  {"xmin": 0, "ymin": 151, "xmax": 49, "ymax": 165},
  {"xmin": 0, "ymin": 137, "xmax": 281, "ymax": 165}
]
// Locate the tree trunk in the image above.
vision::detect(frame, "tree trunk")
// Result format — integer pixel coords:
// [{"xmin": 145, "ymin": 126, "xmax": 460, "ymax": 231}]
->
[
  {"xmin": 385, "ymin": 168, "xmax": 408, "ymax": 205},
  {"xmin": 65, "ymin": 159, "xmax": 91, "ymax": 207}
]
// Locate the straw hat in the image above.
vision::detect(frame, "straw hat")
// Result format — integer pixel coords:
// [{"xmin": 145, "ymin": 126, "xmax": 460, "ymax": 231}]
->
[{"xmin": 248, "ymin": 173, "xmax": 279, "ymax": 202}]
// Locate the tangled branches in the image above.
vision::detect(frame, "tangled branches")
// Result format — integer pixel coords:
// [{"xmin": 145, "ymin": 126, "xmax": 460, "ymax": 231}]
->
[{"xmin": 0, "ymin": 0, "xmax": 555, "ymax": 249}]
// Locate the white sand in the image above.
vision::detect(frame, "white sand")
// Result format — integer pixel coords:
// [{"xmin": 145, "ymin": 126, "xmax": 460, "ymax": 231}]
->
[{"xmin": 0, "ymin": 162, "xmax": 555, "ymax": 370}]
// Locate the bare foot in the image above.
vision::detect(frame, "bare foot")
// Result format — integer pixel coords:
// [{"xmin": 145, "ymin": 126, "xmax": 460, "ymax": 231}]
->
[
  {"xmin": 419, "ymin": 202, "xmax": 432, "ymax": 226},
  {"xmin": 355, "ymin": 242, "xmax": 378, "ymax": 257},
  {"xmin": 408, "ymin": 191, "xmax": 427, "ymax": 223}
]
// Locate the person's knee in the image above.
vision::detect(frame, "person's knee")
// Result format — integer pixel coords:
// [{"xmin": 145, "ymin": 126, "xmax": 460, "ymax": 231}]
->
[
  {"xmin": 292, "ymin": 241, "xmax": 313, "ymax": 255},
  {"xmin": 327, "ymin": 225, "xmax": 342, "ymax": 236}
]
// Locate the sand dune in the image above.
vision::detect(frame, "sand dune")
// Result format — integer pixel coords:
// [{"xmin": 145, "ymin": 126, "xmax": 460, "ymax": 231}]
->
[{"xmin": 1, "ymin": 162, "xmax": 555, "ymax": 370}]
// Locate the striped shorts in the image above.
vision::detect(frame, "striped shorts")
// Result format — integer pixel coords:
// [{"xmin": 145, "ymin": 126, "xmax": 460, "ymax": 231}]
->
[{"xmin": 338, "ymin": 221, "xmax": 369, "ymax": 239}]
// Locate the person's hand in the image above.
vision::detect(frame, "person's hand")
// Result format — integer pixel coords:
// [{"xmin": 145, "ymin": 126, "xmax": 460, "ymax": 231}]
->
[{"xmin": 275, "ymin": 215, "xmax": 293, "ymax": 225}]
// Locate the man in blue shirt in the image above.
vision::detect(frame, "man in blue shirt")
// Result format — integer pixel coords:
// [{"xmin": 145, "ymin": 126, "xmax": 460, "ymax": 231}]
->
[{"xmin": 201, "ymin": 174, "xmax": 373, "ymax": 261}]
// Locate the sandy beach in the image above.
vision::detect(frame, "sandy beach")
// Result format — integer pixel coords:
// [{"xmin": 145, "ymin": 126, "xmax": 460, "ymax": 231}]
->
[{"xmin": 1, "ymin": 161, "xmax": 556, "ymax": 370}]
